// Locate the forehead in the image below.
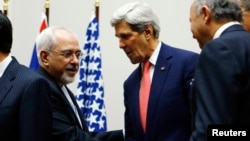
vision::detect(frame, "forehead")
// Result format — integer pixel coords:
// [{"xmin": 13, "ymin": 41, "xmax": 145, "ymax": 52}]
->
[
  {"xmin": 54, "ymin": 29, "xmax": 75, "ymax": 39},
  {"xmin": 114, "ymin": 21, "xmax": 133, "ymax": 35},
  {"xmin": 54, "ymin": 34, "xmax": 80, "ymax": 50},
  {"xmin": 190, "ymin": 2, "xmax": 198, "ymax": 17},
  {"xmin": 190, "ymin": 2, "xmax": 197, "ymax": 13}
]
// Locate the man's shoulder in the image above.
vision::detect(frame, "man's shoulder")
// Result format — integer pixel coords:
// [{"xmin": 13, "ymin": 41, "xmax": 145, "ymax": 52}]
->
[
  {"xmin": 161, "ymin": 42, "xmax": 198, "ymax": 55},
  {"xmin": 7, "ymin": 58, "xmax": 41, "ymax": 79}
]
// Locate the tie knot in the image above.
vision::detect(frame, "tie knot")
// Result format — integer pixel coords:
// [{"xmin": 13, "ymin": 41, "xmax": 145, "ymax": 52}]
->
[{"xmin": 143, "ymin": 61, "xmax": 151, "ymax": 72}]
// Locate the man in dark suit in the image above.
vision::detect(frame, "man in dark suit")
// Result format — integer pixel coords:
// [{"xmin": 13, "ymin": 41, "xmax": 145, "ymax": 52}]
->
[
  {"xmin": 36, "ymin": 26, "xmax": 124, "ymax": 141},
  {"xmin": 189, "ymin": 0, "xmax": 250, "ymax": 140},
  {"xmin": 110, "ymin": 2, "xmax": 199, "ymax": 141},
  {"xmin": 0, "ymin": 12, "xmax": 52, "ymax": 141}
]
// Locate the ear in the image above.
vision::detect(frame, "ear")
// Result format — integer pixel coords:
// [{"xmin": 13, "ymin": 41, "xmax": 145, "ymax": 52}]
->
[
  {"xmin": 40, "ymin": 50, "xmax": 49, "ymax": 66},
  {"xmin": 201, "ymin": 5, "xmax": 211, "ymax": 24},
  {"xmin": 144, "ymin": 25, "xmax": 153, "ymax": 40}
]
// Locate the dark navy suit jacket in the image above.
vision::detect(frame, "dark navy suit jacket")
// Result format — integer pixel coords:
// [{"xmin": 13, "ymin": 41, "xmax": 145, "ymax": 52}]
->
[
  {"xmin": 190, "ymin": 25, "xmax": 250, "ymax": 141},
  {"xmin": 124, "ymin": 42, "xmax": 199, "ymax": 141},
  {"xmin": 0, "ymin": 57, "xmax": 52, "ymax": 141},
  {"xmin": 37, "ymin": 67, "xmax": 124, "ymax": 141}
]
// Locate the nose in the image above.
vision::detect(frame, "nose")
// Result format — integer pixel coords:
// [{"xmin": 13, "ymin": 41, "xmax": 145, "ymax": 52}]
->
[
  {"xmin": 119, "ymin": 40, "xmax": 125, "ymax": 49},
  {"xmin": 70, "ymin": 54, "xmax": 80, "ymax": 64}
]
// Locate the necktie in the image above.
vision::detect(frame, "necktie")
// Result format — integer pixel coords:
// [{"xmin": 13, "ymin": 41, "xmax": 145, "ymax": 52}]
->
[{"xmin": 139, "ymin": 61, "xmax": 151, "ymax": 132}]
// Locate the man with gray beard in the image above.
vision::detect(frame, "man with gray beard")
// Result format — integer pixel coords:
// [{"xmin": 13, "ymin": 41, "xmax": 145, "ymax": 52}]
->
[{"xmin": 36, "ymin": 26, "xmax": 123, "ymax": 141}]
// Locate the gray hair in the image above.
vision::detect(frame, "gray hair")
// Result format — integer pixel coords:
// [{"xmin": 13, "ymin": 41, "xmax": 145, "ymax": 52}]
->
[
  {"xmin": 239, "ymin": 0, "xmax": 250, "ymax": 11},
  {"xmin": 110, "ymin": 1, "xmax": 160, "ymax": 38},
  {"xmin": 36, "ymin": 26, "xmax": 76, "ymax": 64},
  {"xmin": 194, "ymin": 0, "xmax": 242, "ymax": 22}
]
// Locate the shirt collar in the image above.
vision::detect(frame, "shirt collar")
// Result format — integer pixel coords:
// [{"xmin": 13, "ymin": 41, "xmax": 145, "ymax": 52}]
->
[
  {"xmin": 213, "ymin": 21, "xmax": 240, "ymax": 39},
  {"xmin": 0, "ymin": 55, "xmax": 12, "ymax": 77},
  {"xmin": 149, "ymin": 41, "xmax": 161, "ymax": 66}
]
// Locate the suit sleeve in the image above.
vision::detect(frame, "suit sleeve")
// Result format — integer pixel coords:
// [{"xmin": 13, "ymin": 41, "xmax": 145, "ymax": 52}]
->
[
  {"xmin": 19, "ymin": 77, "xmax": 52, "ymax": 141},
  {"xmin": 184, "ymin": 52, "xmax": 199, "ymax": 105},
  {"xmin": 50, "ymin": 90, "xmax": 124, "ymax": 141},
  {"xmin": 190, "ymin": 41, "xmax": 239, "ymax": 140},
  {"xmin": 91, "ymin": 130, "xmax": 124, "ymax": 141}
]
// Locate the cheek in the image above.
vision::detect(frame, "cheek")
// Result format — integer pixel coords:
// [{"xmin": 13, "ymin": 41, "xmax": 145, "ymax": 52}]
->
[
  {"xmin": 126, "ymin": 37, "xmax": 136, "ymax": 45},
  {"xmin": 190, "ymin": 23, "xmax": 197, "ymax": 38},
  {"xmin": 134, "ymin": 42, "xmax": 148, "ymax": 59},
  {"xmin": 51, "ymin": 59, "xmax": 68, "ymax": 71},
  {"xmin": 243, "ymin": 17, "xmax": 250, "ymax": 31},
  {"xmin": 192, "ymin": 21, "xmax": 204, "ymax": 38}
]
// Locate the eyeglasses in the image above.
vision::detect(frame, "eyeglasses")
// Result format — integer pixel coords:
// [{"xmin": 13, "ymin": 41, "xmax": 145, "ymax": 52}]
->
[{"xmin": 47, "ymin": 49, "xmax": 83, "ymax": 59}]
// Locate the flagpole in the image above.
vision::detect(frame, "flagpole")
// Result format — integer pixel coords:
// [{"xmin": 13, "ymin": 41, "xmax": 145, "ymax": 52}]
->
[
  {"xmin": 95, "ymin": 0, "xmax": 99, "ymax": 23},
  {"xmin": 3, "ymin": 0, "xmax": 9, "ymax": 16},
  {"xmin": 45, "ymin": 0, "xmax": 50, "ymax": 25}
]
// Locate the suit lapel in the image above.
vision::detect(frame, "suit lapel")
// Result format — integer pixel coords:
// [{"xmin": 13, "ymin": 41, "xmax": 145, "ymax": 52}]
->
[
  {"xmin": 37, "ymin": 67, "xmax": 88, "ymax": 130},
  {"xmin": 57, "ymin": 84, "xmax": 84, "ymax": 130},
  {"xmin": 64, "ymin": 86, "xmax": 89, "ymax": 130},
  {"xmin": 0, "ymin": 58, "xmax": 18, "ymax": 104},
  {"xmin": 0, "ymin": 75, "xmax": 13, "ymax": 104},
  {"xmin": 124, "ymin": 65, "xmax": 144, "ymax": 134},
  {"xmin": 146, "ymin": 43, "xmax": 172, "ymax": 133},
  {"xmin": 134, "ymin": 66, "xmax": 145, "ymax": 133}
]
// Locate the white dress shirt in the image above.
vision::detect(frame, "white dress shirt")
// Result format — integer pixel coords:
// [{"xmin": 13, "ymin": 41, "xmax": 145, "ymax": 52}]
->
[
  {"xmin": 61, "ymin": 85, "xmax": 83, "ymax": 129},
  {"xmin": 0, "ymin": 55, "xmax": 12, "ymax": 77}
]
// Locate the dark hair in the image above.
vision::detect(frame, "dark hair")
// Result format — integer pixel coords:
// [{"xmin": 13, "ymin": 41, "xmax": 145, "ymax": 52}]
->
[{"xmin": 0, "ymin": 11, "xmax": 13, "ymax": 53}]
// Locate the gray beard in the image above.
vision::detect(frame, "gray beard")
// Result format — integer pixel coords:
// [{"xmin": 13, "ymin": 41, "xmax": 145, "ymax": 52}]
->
[{"xmin": 60, "ymin": 72, "xmax": 75, "ymax": 84}]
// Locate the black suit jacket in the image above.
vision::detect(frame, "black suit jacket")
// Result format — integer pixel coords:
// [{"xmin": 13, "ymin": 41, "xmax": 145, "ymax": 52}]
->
[
  {"xmin": 190, "ymin": 25, "xmax": 250, "ymax": 140},
  {"xmin": 0, "ymin": 57, "xmax": 52, "ymax": 141},
  {"xmin": 37, "ymin": 67, "xmax": 124, "ymax": 141},
  {"xmin": 124, "ymin": 42, "xmax": 199, "ymax": 141}
]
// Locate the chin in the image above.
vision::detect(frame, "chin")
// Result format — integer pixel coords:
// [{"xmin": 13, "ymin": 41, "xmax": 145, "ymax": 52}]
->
[
  {"xmin": 199, "ymin": 43, "xmax": 205, "ymax": 49},
  {"xmin": 130, "ymin": 59, "xmax": 140, "ymax": 64},
  {"xmin": 61, "ymin": 74, "xmax": 75, "ymax": 84}
]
